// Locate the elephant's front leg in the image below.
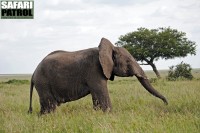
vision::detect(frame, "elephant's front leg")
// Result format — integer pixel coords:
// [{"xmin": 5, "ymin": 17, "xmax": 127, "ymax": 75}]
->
[
  {"xmin": 90, "ymin": 86, "xmax": 112, "ymax": 112},
  {"xmin": 92, "ymin": 93, "xmax": 100, "ymax": 110}
]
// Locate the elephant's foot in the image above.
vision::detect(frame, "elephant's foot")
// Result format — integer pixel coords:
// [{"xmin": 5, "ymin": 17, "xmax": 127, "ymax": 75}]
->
[
  {"xmin": 39, "ymin": 105, "xmax": 56, "ymax": 115},
  {"xmin": 101, "ymin": 104, "xmax": 112, "ymax": 112},
  {"xmin": 93, "ymin": 105, "xmax": 112, "ymax": 112},
  {"xmin": 92, "ymin": 99, "xmax": 112, "ymax": 112},
  {"xmin": 93, "ymin": 105, "xmax": 101, "ymax": 110},
  {"xmin": 92, "ymin": 99, "xmax": 101, "ymax": 110},
  {"xmin": 39, "ymin": 99, "xmax": 57, "ymax": 115}
]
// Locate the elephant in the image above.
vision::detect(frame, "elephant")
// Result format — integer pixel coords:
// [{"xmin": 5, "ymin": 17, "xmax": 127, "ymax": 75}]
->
[{"xmin": 28, "ymin": 38, "xmax": 168, "ymax": 115}]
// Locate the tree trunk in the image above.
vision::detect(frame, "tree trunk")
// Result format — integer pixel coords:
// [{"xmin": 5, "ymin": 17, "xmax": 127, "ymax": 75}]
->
[
  {"xmin": 150, "ymin": 63, "xmax": 161, "ymax": 78},
  {"xmin": 142, "ymin": 58, "xmax": 161, "ymax": 78}
]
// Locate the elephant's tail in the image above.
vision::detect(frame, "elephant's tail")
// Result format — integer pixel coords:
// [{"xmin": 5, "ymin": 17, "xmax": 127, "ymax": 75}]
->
[{"xmin": 28, "ymin": 77, "xmax": 34, "ymax": 114}]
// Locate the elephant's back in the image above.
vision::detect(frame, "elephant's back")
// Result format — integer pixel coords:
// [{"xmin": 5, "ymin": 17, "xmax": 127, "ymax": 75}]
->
[
  {"xmin": 45, "ymin": 48, "xmax": 98, "ymax": 60},
  {"xmin": 32, "ymin": 48, "xmax": 100, "ymax": 82}
]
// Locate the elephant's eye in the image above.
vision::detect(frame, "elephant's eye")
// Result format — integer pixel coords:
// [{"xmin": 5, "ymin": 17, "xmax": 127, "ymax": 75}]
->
[
  {"xmin": 112, "ymin": 54, "xmax": 116, "ymax": 61},
  {"xmin": 126, "ymin": 59, "xmax": 131, "ymax": 63}
]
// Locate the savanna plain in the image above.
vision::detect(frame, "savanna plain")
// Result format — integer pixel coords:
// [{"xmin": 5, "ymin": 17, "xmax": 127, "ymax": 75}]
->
[{"xmin": 0, "ymin": 70, "xmax": 200, "ymax": 133}]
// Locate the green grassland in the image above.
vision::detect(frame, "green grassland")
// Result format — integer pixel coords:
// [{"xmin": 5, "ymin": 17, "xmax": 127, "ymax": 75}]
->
[{"xmin": 0, "ymin": 70, "xmax": 200, "ymax": 133}]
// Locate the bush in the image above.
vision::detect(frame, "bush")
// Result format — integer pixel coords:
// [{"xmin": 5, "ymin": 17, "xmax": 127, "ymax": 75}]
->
[
  {"xmin": 167, "ymin": 62, "xmax": 193, "ymax": 81},
  {"xmin": 4, "ymin": 79, "xmax": 30, "ymax": 85}
]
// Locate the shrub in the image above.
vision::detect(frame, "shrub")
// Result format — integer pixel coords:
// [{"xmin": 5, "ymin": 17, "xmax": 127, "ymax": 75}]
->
[
  {"xmin": 167, "ymin": 62, "xmax": 193, "ymax": 81},
  {"xmin": 4, "ymin": 79, "xmax": 30, "ymax": 85}
]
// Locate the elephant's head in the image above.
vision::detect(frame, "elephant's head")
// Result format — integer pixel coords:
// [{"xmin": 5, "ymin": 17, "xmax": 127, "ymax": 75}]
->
[{"xmin": 98, "ymin": 38, "xmax": 168, "ymax": 105}]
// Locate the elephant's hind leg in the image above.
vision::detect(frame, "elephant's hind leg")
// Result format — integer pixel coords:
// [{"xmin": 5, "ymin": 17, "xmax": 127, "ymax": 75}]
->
[
  {"xmin": 36, "ymin": 86, "xmax": 57, "ymax": 115},
  {"xmin": 39, "ymin": 95, "xmax": 57, "ymax": 115}
]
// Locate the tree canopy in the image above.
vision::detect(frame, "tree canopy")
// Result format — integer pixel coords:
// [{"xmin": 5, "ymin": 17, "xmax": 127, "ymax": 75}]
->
[{"xmin": 116, "ymin": 27, "xmax": 196, "ymax": 78}]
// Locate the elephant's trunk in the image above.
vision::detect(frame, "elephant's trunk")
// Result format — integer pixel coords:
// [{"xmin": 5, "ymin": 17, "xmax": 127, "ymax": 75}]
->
[
  {"xmin": 136, "ymin": 77, "xmax": 168, "ymax": 105},
  {"xmin": 129, "ymin": 58, "xmax": 168, "ymax": 105}
]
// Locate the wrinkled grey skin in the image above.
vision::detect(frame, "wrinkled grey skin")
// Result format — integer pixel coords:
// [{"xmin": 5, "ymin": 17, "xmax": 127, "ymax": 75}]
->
[{"xmin": 28, "ymin": 38, "xmax": 168, "ymax": 115}]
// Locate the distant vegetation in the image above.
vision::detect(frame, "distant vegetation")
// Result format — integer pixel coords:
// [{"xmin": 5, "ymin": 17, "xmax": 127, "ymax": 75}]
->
[
  {"xmin": 116, "ymin": 27, "xmax": 196, "ymax": 78},
  {"xmin": 167, "ymin": 62, "xmax": 194, "ymax": 81},
  {"xmin": 1, "ymin": 79, "xmax": 30, "ymax": 85}
]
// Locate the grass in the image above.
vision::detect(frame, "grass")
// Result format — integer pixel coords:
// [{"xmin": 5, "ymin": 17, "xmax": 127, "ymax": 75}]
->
[{"xmin": 0, "ymin": 70, "xmax": 200, "ymax": 132}]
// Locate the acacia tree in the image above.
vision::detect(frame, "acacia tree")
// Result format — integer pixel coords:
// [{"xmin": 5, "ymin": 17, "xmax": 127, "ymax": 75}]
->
[{"xmin": 116, "ymin": 27, "xmax": 196, "ymax": 78}]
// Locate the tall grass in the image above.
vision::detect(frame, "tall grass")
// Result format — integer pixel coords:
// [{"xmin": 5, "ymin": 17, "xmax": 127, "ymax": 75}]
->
[{"xmin": 0, "ymin": 71, "xmax": 200, "ymax": 132}]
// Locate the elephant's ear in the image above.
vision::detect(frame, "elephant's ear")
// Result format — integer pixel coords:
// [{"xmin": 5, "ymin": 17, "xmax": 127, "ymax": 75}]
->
[{"xmin": 98, "ymin": 38, "xmax": 114, "ymax": 80}]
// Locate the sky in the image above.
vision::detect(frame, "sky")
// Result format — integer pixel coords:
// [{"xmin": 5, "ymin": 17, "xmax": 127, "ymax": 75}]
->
[{"xmin": 0, "ymin": 0, "xmax": 200, "ymax": 74}]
